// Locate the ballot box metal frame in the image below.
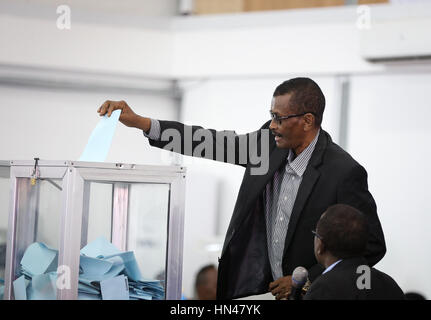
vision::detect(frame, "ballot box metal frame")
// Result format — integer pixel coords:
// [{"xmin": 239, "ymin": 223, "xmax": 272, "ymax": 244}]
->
[
  {"xmin": 0, "ymin": 161, "xmax": 10, "ymax": 292},
  {"xmin": 2, "ymin": 160, "xmax": 186, "ymax": 300}
]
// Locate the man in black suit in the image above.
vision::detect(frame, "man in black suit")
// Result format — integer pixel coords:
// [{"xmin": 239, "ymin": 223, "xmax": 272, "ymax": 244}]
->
[
  {"xmin": 97, "ymin": 77, "xmax": 386, "ymax": 300},
  {"xmin": 304, "ymin": 204, "xmax": 404, "ymax": 300}
]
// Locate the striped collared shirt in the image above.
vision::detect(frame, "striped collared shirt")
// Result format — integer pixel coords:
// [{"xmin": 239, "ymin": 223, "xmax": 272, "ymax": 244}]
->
[
  {"xmin": 265, "ymin": 130, "xmax": 320, "ymax": 280},
  {"xmin": 144, "ymin": 119, "xmax": 161, "ymax": 140}
]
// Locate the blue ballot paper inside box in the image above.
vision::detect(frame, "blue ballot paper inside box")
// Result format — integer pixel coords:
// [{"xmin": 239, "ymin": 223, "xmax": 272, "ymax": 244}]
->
[{"xmin": 13, "ymin": 236, "xmax": 164, "ymax": 300}]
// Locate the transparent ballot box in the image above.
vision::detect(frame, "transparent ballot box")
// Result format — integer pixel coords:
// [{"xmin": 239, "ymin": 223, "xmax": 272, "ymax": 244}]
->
[{"xmin": 2, "ymin": 160, "xmax": 186, "ymax": 300}]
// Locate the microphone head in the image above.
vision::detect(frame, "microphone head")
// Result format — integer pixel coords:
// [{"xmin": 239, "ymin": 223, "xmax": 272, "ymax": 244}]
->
[{"xmin": 292, "ymin": 266, "xmax": 308, "ymax": 288}]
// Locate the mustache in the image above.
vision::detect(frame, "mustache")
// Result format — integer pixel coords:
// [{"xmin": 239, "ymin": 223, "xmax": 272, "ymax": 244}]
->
[{"xmin": 271, "ymin": 130, "xmax": 283, "ymax": 137}]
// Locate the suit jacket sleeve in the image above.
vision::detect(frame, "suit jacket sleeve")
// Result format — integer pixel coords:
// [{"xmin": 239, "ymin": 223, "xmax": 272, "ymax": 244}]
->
[
  {"xmin": 147, "ymin": 120, "xmax": 271, "ymax": 168},
  {"xmin": 337, "ymin": 164, "xmax": 386, "ymax": 266}
]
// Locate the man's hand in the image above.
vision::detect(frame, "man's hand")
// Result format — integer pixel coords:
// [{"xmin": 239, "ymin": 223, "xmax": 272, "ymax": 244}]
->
[
  {"xmin": 269, "ymin": 275, "xmax": 293, "ymax": 300},
  {"xmin": 97, "ymin": 100, "xmax": 151, "ymax": 132}
]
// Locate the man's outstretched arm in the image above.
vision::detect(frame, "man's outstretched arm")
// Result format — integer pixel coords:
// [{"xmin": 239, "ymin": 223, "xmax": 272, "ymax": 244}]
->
[{"xmin": 98, "ymin": 100, "xmax": 270, "ymax": 170}]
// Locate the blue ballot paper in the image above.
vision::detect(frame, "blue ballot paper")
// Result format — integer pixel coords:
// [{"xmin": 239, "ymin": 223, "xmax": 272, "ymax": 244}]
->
[
  {"xmin": 100, "ymin": 275, "xmax": 129, "ymax": 300},
  {"xmin": 80, "ymin": 236, "xmax": 122, "ymax": 258},
  {"xmin": 20, "ymin": 242, "xmax": 58, "ymax": 276},
  {"xmin": 80, "ymin": 255, "xmax": 113, "ymax": 276},
  {"xmin": 78, "ymin": 282, "xmax": 100, "ymax": 295},
  {"xmin": 13, "ymin": 275, "xmax": 28, "ymax": 300},
  {"xmin": 15, "ymin": 237, "xmax": 165, "ymax": 300},
  {"xmin": 79, "ymin": 109, "xmax": 121, "ymax": 162},
  {"xmin": 26, "ymin": 273, "xmax": 57, "ymax": 300},
  {"xmin": 79, "ymin": 263, "xmax": 124, "ymax": 286},
  {"xmin": 0, "ymin": 279, "xmax": 4, "ymax": 299},
  {"xmin": 78, "ymin": 292, "xmax": 102, "ymax": 300},
  {"xmin": 104, "ymin": 251, "xmax": 142, "ymax": 281}
]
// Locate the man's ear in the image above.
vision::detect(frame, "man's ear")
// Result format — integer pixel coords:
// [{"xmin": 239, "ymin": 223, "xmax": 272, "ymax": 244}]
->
[
  {"xmin": 303, "ymin": 113, "xmax": 315, "ymax": 131},
  {"xmin": 317, "ymin": 238, "xmax": 326, "ymax": 255}
]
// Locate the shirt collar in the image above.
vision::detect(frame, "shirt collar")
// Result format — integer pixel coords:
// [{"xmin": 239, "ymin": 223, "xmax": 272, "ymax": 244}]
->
[
  {"xmin": 323, "ymin": 259, "xmax": 343, "ymax": 274},
  {"xmin": 286, "ymin": 129, "xmax": 320, "ymax": 177}
]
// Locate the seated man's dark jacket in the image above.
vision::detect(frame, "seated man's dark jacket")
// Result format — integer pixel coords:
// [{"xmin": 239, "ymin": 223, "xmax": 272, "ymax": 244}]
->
[
  {"xmin": 148, "ymin": 120, "xmax": 386, "ymax": 300},
  {"xmin": 304, "ymin": 257, "xmax": 405, "ymax": 300}
]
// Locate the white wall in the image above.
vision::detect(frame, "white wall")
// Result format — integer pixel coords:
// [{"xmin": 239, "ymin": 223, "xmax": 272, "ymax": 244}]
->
[
  {"xmin": 347, "ymin": 72, "xmax": 431, "ymax": 298},
  {"xmin": 0, "ymin": 85, "xmax": 177, "ymax": 164},
  {"xmin": 0, "ymin": 14, "xmax": 173, "ymax": 77},
  {"xmin": 172, "ymin": 3, "xmax": 431, "ymax": 78},
  {"xmin": 171, "ymin": 3, "xmax": 431, "ymax": 81},
  {"xmin": 0, "ymin": 0, "xmax": 177, "ymax": 18}
]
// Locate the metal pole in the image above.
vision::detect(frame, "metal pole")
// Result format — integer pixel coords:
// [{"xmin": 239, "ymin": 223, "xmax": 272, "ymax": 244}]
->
[
  {"xmin": 57, "ymin": 166, "xmax": 84, "ymax": 300},
  {"xmin": 111, "ymin": 183, "xmax": 130, "ymax": 251},
  {"xmin": 337, "ymin": 75, "xmax": 351, "ymax": 150}
]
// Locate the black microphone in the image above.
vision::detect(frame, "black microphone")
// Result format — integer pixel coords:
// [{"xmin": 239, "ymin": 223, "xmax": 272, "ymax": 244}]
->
[{"xmin": 288, "ymin": 266, "xmax": 308, "ymax": 300}]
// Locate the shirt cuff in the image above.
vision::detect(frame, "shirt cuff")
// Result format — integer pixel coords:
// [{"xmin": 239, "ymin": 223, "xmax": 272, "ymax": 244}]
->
[{"xmin": 142, "ymin": 118, "xmax": 161, "ymax": 141}]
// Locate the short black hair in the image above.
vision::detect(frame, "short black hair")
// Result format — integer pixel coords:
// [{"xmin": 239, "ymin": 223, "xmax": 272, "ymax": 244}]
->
[
  {"xmin": 273, "ymin": 77, "xmax": 325, "ymax": 126},
  {"xmin": 195, "ymin": 264, "xmax": 216, "ymax": 289},
  {"xmin": 316, "ymin": 204, "xmax": 369, "ymax": 259}
]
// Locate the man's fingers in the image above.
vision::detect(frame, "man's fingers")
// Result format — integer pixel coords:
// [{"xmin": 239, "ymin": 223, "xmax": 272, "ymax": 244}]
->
[
  {"xmin": 107, "ymin": 102, "xmax": 114, "ymax": 117},
  {"xmin": 269, "ymin": 276, "xmax": 293, "ymax": 298},
  {"xmin": 275, "ymin": 289, "xmax": 290, "ymax": 300},
  {"xmin": 268, "ymin": 280, "xmax": 280, "ymax": 291},
  {"xmin": 98, "ymin": 100, "xmax": 132, "ymax": 123},
  {"xmin": 98, "ymin": 100, "xmax": 110, "ymax": 116},
  {"xmin": 276, "ymin": 292, "xmax": 289, "ymax": 300},
  {"xmin": 270, "ymin": 285, "xmax": 284, "ymax": 296},
  {"xmin": 103, "ymin": 100, "xmax": 127, "ymax": 117}
]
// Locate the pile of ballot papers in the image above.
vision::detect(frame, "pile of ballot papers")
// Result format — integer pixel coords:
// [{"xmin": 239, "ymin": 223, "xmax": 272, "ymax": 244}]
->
[{"xmin": 12, "ymin": 236, "xmax": 164, "ymax": 300}]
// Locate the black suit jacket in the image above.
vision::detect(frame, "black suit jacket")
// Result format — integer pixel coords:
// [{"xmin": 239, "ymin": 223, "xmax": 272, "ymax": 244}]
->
[
  {"xmin": 148, "ymin": 120, "xmax": 386, "ymax": 300},
  {"xmin": 304, "ymin": 257, "xmax": 405, "ymax": 300}
]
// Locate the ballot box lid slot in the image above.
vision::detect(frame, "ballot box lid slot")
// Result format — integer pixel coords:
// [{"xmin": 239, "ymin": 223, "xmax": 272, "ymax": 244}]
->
[{"xmin": 6, "ymin": 160, "xmax": 186, "ymax": 173}]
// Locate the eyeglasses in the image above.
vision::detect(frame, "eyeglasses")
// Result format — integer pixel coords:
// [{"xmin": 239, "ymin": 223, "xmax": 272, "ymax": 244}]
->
[
  {"xmin": 312, "ymin": 230, "xmax": 323, "ymax": 241},
  {"xmin": 269, "ymin": 111, "xmax": 316, "ymax": 126}
]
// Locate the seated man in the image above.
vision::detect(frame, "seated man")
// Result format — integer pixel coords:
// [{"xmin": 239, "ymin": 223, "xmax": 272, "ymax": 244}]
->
[{"xmin": 304, "ymin": 204, "xmax": 405, "ymax": 300}]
